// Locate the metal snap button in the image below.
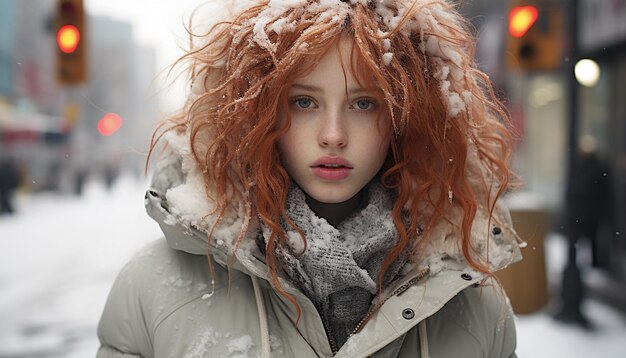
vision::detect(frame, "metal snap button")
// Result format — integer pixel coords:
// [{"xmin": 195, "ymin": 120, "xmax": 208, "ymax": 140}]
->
[
  {"xmin": 492, "ymin": 227, "xmax": 502, "ymax": 235},
  {"xmin": 402, "ymin": 308, "xmax": 415, "ymax": 320},
  {"xmin": 461, "ymin": 273, "xmax": 472, "ymax": 281}
]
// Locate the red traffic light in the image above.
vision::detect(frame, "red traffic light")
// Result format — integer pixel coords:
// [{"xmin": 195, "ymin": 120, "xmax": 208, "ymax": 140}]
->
[
  {"xmin": 97, "ymin": 113, "xmax": 123, "ymax": 136},
  {"xmin": 55, "ymin": 0, "xmax": 86, "ymax": 84},
  {"xmin": 57, "ymin": 24, "xmax": 81, "ymax": 53},
  {"xmin": 509, "ymin": 6, "xmax": 539, "ymax": 38}
]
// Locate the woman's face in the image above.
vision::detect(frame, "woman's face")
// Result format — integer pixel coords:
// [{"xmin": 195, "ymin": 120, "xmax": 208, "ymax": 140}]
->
[{"xmin": 277, "ymin": 40, "xmax": 390, "ymax": 204}]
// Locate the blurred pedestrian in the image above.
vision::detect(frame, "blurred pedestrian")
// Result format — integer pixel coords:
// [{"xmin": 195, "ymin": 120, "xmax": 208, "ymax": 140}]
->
[
  {"xmin": 97, "ymin": 1, "xmax": 524, "ymax": 357},
  {"xmin": 556, "ymin": 135, "xmax": 613, "ymax": 327},
  {"xmin": 104, "ymin": 164, "xmax": 117, "ymax": 190},
  {"xmin": 0, "ymin": 158, "xmax": 19, "ymax": 215},
  {"xmin": 567, "ymin": 135, "xmax": 613, "ymax": 265},
  {"xmin": 74, "ymin": 167, "xmax": 87, "ymax": 195}
]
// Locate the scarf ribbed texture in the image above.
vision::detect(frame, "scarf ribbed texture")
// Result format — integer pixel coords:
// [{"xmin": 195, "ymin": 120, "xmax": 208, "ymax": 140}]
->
[{"xmin": 260, "ymin": 179, "xmax": 408, "ymax": 349}]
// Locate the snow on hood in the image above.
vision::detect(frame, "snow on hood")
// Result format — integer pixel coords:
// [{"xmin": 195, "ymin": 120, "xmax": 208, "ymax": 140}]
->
[
  {"xmin": 144, "ymin": 130, "xmax": 261, "ymax": 270},
  {"xmin": 145, "ymin": 130, "xmax": 524, "ymax": 276}
]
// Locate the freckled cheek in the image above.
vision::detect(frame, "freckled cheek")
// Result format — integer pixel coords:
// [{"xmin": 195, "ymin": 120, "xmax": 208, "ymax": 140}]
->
[
  {"xmin": 277, "ymin": 134, "xmax": 300, "ymax": 168},
  {"xmin": 374, "ymin": 136, "xmax": 391, "ymax": 166},
  {"xmin": 362, "ymin": 122, "xmax": 389, "ymax": 150}
]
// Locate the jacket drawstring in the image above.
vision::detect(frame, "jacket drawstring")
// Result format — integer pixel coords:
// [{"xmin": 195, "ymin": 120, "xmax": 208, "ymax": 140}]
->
[
  {"xmin": 251, "ymin": 275, "xmax": 271, "ymax": 358},
  {"xmin": 419, "ymin": 320, "xmax": 430, "ymax": 358}
]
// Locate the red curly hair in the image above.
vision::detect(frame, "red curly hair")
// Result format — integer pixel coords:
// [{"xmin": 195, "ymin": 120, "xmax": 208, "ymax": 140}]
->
[{"xmin": 150, "ymin": 0, "xmax": 514, "ymax": 320}]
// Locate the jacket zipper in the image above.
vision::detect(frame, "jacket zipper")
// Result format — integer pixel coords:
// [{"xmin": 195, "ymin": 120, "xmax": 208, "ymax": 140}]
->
[
  {"xmin": 321, "ymin": 314, "xmax": 340, "ymax": 354},
  {"xmin": 350, "ymin": 267, "xmax": 430, "ymax": 338},
  {"xmin": 241, "ymin": 241, "xmax": 429, "ymax": 354}
]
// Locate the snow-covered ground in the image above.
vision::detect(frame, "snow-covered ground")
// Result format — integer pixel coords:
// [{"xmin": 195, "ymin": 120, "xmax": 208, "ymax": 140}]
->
[
  {"xmin": 0, "ymin": 176, "xmax": 161, "ymax": 357},
  {"xmin": 0, "ymin": 175, "xmax": 624, "ymax": 357}
]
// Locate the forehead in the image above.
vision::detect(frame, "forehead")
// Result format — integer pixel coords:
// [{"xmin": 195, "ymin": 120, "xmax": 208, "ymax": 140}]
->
[{"xmin": 292, "ymin": 37, "xmax": 377, "ymax": 89}]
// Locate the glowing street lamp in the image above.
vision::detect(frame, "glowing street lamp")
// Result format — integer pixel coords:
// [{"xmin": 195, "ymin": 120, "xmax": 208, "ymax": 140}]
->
[{"xmin": 575, "ymin": 59, "xmax": 601, "ymax": 87}]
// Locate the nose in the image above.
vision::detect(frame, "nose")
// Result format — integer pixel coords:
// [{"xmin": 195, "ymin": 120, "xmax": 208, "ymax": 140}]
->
[{"xmin": 318, "ymin": 110, "xmax": 348, "ymax": 148}]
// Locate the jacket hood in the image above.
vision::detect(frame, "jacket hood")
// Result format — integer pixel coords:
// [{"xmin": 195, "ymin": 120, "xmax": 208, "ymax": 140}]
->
[{"xmin": 145, "ymin": 130, "xmax": 524, "ymax": 278}]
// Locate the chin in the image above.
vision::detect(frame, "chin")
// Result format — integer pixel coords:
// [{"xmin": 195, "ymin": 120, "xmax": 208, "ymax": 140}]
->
[
  {"xmin": 312, "ymin": 195, "xmax": 349, "ymax": 204},
  {"xmin": 306, "ymin": 185, "xmax": 360, "ymax": 204}
]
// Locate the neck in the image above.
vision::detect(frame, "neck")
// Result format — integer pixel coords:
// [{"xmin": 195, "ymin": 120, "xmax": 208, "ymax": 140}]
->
[{"xmin": 304, "ymin": 189, "xmax": 367, "ymax": 227}]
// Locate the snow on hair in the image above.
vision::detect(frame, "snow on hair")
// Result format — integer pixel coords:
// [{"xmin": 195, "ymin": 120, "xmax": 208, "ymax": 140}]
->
[
  {"xmin": 245, "ymin": 0, "xmax": 474, "ymax": 119},
  {"xmin": 152, "ymin": 0, "xmax": 514, "ymax": 321}
]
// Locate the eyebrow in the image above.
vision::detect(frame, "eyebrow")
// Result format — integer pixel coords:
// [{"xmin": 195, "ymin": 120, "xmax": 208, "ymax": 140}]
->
[{"xmin": 291, "ymin": 83, "xmax": 371, "ymax": 95}]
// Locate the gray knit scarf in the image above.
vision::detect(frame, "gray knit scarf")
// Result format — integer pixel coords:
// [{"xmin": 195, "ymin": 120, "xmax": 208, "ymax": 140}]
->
[{"xmin": 259, "ymin": 179, "xmax": 408, "ymax": 349}]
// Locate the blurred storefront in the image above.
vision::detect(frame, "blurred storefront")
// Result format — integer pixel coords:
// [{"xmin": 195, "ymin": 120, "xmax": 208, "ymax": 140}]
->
[
  {"xmin": 459, "ymin": 0, "xmax": 626, "ymax": 310},
  {"xmin": 576, "ymin": 0, "xmax": 626, "ymax": 285},
  {"xmin": 0, "ymin": 105, "xmax": 71, "ymax": 192}
]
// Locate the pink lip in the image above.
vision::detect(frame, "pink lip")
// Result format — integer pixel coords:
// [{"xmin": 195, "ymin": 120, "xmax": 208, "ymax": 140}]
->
[
  {"xmin": 311, "ymin": 156, "xmax": 353, "ymax": 168},
  {"xmin": 310, "ymin": 156, "xmax": 353, "ymax": 181}
]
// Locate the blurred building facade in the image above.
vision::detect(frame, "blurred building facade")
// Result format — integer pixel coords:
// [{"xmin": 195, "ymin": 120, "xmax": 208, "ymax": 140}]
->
[
  {"xmin": 0, "ymin": 0, "xmax": 65, "ymax": 191},
  {"xmin": 576, "ymin": 0, "xmax": 626, "ymax": 285},
  {"xmin": 0, "ymin": 0, "xmax": 159, "ymax": 193},
  {"xmin": 0, "ymin": 1, "xmax": 17, "ymax": 99},
  {"xmin": 460, "ymin": 0, "xmax": 626, "ymax": 300}
]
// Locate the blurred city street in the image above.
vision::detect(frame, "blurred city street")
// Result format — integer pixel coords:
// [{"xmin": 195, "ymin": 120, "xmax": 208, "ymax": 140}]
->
[
  {"xmin": 1, "ymin": 0, "xmax": 625, "ymax": 357},
  {"xmin": 0, "ymin": 176, "xmax": 160, "ymax": 357},
  {"xmin": 0, "ymin": 177, "xmax": 625, "ymax": 357}
]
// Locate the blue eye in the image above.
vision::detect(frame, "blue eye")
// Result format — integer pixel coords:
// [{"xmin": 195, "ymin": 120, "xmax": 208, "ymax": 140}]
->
[
  {"xmin": 294, "ymin": 98, "xmax": 313, "ymax": 109},
  {"xmin": 355, "ymin": 99, "xmax": 374, "ymax": 110}
]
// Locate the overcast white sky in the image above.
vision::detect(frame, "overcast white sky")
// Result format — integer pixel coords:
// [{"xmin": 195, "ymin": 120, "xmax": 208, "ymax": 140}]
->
[{"xmin": 85, "ymin": 0, "xmax": 204, "ymax": 60}]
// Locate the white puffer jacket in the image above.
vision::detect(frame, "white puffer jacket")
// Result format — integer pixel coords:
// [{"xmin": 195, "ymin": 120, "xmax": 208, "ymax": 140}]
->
[{"xmin": 97, "ymin": 133, "xmax": 523, "ymax": 358}]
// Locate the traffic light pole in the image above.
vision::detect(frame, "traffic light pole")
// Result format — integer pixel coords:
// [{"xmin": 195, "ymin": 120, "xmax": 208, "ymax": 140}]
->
[
  {"xmin": 566, "ymin": 0, "xmax": 579, "ymax": 174},
  {"xmin": 554, "ymin": 0, "xmax": 589, "ymax": 328}
]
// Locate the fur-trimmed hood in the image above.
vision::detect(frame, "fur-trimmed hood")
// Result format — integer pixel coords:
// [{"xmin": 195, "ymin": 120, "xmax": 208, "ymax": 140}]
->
[{"xmin": 145, "ymin": 130, "xmax": 523, "ymax": 279}]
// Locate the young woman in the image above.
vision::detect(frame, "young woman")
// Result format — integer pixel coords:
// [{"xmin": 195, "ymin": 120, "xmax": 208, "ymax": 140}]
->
[{"xmin": 97, "ymin": 1, "xmax": 524, "ymax": 357}]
